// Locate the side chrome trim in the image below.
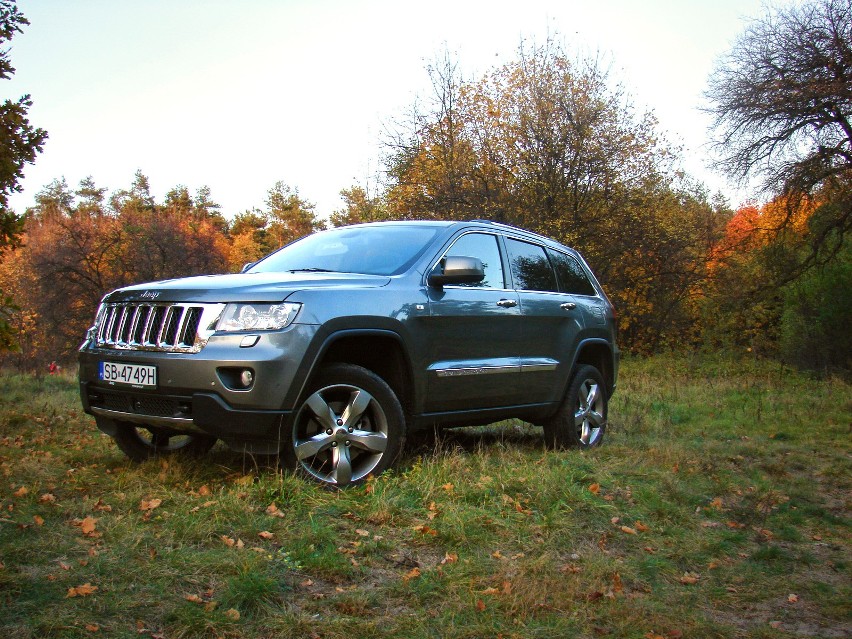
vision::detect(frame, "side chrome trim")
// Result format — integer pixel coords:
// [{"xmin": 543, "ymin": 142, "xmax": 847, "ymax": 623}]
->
[
  {"xmin": 431, "ymin": 358, "xmax": 557, "ymax": 378},
  {"xmin": 434, "ymin": 365, "xmax": 518, "ymax": 378}
]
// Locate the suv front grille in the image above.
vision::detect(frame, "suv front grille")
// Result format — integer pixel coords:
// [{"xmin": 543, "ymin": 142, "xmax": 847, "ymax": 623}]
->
[{"xmin": 92, "ymin": 302, "xmax": 224, "ymax": 353}]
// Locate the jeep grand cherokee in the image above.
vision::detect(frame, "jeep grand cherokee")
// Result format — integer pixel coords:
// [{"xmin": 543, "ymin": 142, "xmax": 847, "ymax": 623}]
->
[{"xmin": 78, "ymin": 220, "xmax": 619, "ymax": 487}]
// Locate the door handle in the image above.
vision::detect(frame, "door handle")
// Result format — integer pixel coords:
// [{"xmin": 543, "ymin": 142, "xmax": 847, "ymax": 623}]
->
[
  {"xmin": 497, "ymin": 299, "xmax": 518, "ymax": 308},
  {"xmin": 560, "ymin": 302, "xmax": 577, "ymax": 310}
]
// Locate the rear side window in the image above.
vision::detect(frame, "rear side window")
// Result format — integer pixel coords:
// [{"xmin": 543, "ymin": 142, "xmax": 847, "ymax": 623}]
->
[
  {"xmin": 505, "ymin": 238, "xmax": 558, "ymax": 292},
  {"xmin": 548, "ymin": 249, "xmax": 597, "ymax": 296}
]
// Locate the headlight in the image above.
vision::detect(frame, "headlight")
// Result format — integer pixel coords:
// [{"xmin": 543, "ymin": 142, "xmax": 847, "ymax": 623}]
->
[{"xmin": 216, "ymin": 303, "xmax": 301, "ymax": 332}]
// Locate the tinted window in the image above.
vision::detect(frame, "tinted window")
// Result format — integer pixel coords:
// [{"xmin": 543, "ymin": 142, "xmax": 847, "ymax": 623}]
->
[
  {"xmin": 505, "ymin": 238, "xmax": 558, "ymax": 292},
  {"xmin": 250, "ymin": 225, "xmax": 441, "ymax": 276},
  {"xmin": 548, "ymin": 249, "xmax": 597, "ymax": 296},
  {"xmin": 443, "ymin": 233, "xmax": 504, "ymax": 288}
]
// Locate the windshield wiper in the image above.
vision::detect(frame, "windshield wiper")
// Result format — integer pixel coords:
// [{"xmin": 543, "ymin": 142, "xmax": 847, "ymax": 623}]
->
[{"xmin": 286, "ymin": 268, "xmax": 335, "ymax": 273}]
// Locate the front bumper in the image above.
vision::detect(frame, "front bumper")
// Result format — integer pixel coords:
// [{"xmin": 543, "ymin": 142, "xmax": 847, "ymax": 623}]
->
[{"xmin": 78, "ymin": 324, "xmax": 317, "ymax": 452}]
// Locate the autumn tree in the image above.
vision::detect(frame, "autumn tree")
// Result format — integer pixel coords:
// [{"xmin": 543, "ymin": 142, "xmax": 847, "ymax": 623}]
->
[
  {"xmin": 0, "ymin": 174, "xmax": 232, "ymax": 367},
  {"xmin": 264, "ymin": 181, "xmax": 324, "ymax": 247},
  {"xmin": 385, "ymin": 39, "xmax": 724, "ymax": 351},
  {"xmin": 707, "ymin": 0, "xmax": 852, "ymax": 259},
  {"xmin": 330, "ymin": 185, "xmax": 390, "ymax": 227},
  {"xmin": 0, "ymin": 0, "xmax": 46, "ymax": 349}
]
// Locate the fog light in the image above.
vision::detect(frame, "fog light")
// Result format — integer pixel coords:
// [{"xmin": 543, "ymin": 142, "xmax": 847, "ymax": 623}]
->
[{"xmin": 240, "ymin": 370, "xmax": 254, "ymax": 388}]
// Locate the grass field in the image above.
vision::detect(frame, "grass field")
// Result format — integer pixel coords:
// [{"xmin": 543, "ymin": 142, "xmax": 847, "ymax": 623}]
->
[{"xmin": 0, "ymin": 354, "xmax": 849, "ymax": 638}]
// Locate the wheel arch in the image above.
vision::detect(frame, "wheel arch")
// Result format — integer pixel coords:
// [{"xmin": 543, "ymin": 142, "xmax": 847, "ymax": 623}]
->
[
  {"xmin": 571, "ymin": 338, "xmax": 616, "ymax": 398},
  {"xmin": 302, "ymin": 329, "xmax": 414, "ymax": 416}
]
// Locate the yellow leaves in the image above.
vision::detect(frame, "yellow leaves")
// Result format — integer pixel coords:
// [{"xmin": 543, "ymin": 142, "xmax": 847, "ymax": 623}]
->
[
  {"xmin": 257, "ymin": 531, "xmax": 274, "ymax": 540},
  {"xmin": 39, "ymin": 493, "xmax": 56, "ymax": 504},
  {"xmin": 441, "ymin": 483, "xmax": 454, "ymax": 493},
  {"xmin": 33, "ymin": 515, "xmax": 44, "ymax": 526},
  {"xmin": 441, "ymin": 552, "xmax": 458, "ymax": 565},
  {"xmin": 197, "ymin": 485, "xmax": 212, "ymax": 497},
  {"xmin": 787, "ymin": 593, "xmax": 799, "ymax": 604},
  {"xmin": 13, "ymin": 486, "xmax": 28, "ymax": 498},
  {"xmin": 66, "ymin": 583, "xmax": 98, "ymax": 598},
  {"xmin": 589, "ymin": 483, "xmax": 600, "ymax": 495},
  {"xmin": 224, "ymin": 608, "xmax": 240, "ymax": 621},
  {"xmin": 620, "ymin": 525, "xmax": 638, "ymax": 535},
  {"xmin": 184, "ymin": 593, "xmax": 203, "ymax": 603}
]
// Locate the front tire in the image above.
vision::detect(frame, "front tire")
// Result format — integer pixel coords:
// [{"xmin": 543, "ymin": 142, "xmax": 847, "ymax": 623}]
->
[
  {"xmin": 111, "ymin": 421, "xmax": 216, "ymax": 462},
  {"xmin": 543, "ymin": 364, "xmax": 607, "ymax": 449},
  {"xmin": 282, "ymin": 363, "xmax": 405, "ymax": 487}
]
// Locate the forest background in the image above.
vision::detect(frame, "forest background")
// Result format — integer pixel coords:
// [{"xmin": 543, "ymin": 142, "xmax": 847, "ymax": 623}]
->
[{"xmin": 0, "ymin": 0, "xmax": 849, "ymax": 375}]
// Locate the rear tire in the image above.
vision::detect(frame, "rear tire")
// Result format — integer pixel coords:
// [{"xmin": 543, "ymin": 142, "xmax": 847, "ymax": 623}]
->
[
  {"xmin": 282, "ymin": 363, "xmax": 405, "ymax": 487},
  {"xmin": 112, "ymin": 422, "xmax": 216, "ymax": 462},
  {"xmin": 543, "ymin": 364, "xmax": 607, "ymax": 449}
]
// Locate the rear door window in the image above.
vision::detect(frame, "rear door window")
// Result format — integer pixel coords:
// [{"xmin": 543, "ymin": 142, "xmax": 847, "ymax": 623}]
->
[
  {"xmin": 548, "ymin": 249, "xmax": 597, "ymax": 296},
  {"xmin": 505, "ymin": 238, "xmax": 558, "ymax": 292}
]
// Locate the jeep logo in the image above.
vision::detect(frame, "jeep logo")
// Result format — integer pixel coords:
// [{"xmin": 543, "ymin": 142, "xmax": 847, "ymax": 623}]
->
[{"xmin": 140, "ymin": 291, "xmax": 161, "ymax": 300}]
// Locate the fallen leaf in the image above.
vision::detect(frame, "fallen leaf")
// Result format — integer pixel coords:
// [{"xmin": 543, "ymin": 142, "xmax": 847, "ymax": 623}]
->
[
  {"xmin": 33, "ymin": 515, "xmax": 44, "ymax": 526},
  {"xmin": 611, "ymin": 516, "xmax": 620, "ymax": 524},
  {"xmin": 620, "ymin": 525, "xmax": 637, "ymax": 535},
  {"xmin": 480, "ymin": 587, "xmax": 500, "ymax": 595},
  {"xmin": 475, "ymin": 599, "xmax": 486, "ymax": 612},
  {"xmin": 491, "ymin": 550, "xmax": 504, "ymax": 560},
  {"xmin": 85, "ymin": 623, "xmax": 100, "ymax": 632},
  {"xmin": 258, "ymin": 531, "xmax": 274, "ymax": 540},
  {"xmin": 680, "ymin": 572, "xmax": 700, "ymax": 585},
  {"xmin": 39, "ymin": 493, "xmax": 56, "ymax": 503},
  {"xmin": 589, "ymin": 483, "xmax": 600, "ymax": 495},
  {"xmin": 413, "ymin": 524, "xmax": 437, "ymax": 536},
  {"xmin": 204, "ymin": 601, "xmax": 217, "ymax": 611},
  {"xmin": 355, "ymin": 529, "xmax": 370, "ymax": 537},
  {"xmin": 442, "ymin": 483, "xmax": 454, "ymax": 493},
  {"xmin": 612, "ymin": 572, "xmax": 624, "ymax": 594},
  {"xmin": 300, "ymin": 579, "xmax": 314, "ymax": 587},
  {"xmin": 403, "ymin": 567, "xmax": 421, "ymax": 582},
  {"xmin": 635, "ymin": 521, "xmax": 649, "ymax": 532},
  {"xmin": 66, "ymin": 583, "xmax": 98, "ymax": 597},
  {"xmin": 198, "ymin": 485, "xmax": 212, "ymax": 496},
  {"xmin": 225, "ymin": 608, "xmax": 240, "ymax": 621},
  {"xmin": 788, "ymin": 593, "xmax": 799, "ymax": 603},
  {"xmin": 92, "ymin": 498, "xmax": 111, "ymax": 512},
  {"xmin": 769, "ymin": 621, "xmax": 783, "ymax": 629},
  {"xmin": 80, "ymin": 516, "xmax": 97, "ymax": 535},
  {"xmin": 13, "ymin": 486, "xmax": 28, "ymax": 498},
  {"xmin": 185, "ymin": 594, "xmax": 203, "ymax": 603},
  {"xmin": 139, "ymin": 499, "xmax": 162, "ymax": 511},
  {"xmin": 709, "ymin": 497, "xmax": 723, "ymax": 510},
  {"xmin": 441, "ymin": 552, "xmax": 458, "ymax": 565},
  {"xmin": 221, "ymin": 535, "xmax": 236, "ymax": 547}
]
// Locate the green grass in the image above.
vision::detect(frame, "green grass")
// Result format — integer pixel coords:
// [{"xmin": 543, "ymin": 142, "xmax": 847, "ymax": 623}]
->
[{"xmin": 0, "ymin": 355, "xmax": 850, "ymax": 638}]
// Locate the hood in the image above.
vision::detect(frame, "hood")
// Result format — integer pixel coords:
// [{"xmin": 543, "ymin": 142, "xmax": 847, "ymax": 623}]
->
[{"xmin": 104, "ymin": 271, "xmax": 392, "ymax": 304}]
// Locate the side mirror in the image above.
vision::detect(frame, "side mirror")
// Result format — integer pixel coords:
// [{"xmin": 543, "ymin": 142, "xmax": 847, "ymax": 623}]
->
[{"xmin": 428, "ymin": 255, "xmax": 485, "ymax": 287}]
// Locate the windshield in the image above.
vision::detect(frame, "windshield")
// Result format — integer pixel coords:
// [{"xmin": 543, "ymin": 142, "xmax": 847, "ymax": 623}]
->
[{"xmin": 248, "ymin": 224, "xmax": 442, "ymax": 276}]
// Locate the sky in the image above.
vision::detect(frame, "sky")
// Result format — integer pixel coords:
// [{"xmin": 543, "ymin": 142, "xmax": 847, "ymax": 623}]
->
[{"xmin": 5, "ymin": 0, "xmax": 767, "ymax": 219}]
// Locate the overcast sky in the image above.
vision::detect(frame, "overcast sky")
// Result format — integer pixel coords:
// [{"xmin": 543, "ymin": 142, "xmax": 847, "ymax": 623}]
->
[{"xmin": 5, "ymin": 0, "xmax": 766, "ymax": 218}]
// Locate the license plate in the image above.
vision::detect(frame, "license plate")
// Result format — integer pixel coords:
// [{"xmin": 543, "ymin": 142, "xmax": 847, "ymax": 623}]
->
[{"xmin": 99, "ymin": 361, "xmax": 157, "ymax": 389}]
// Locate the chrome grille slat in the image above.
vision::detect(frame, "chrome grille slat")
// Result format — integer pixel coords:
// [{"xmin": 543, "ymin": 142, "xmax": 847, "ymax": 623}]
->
[{"xmin": 91, "ymin": 302, "xmax": 224, "ymax": 353}]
